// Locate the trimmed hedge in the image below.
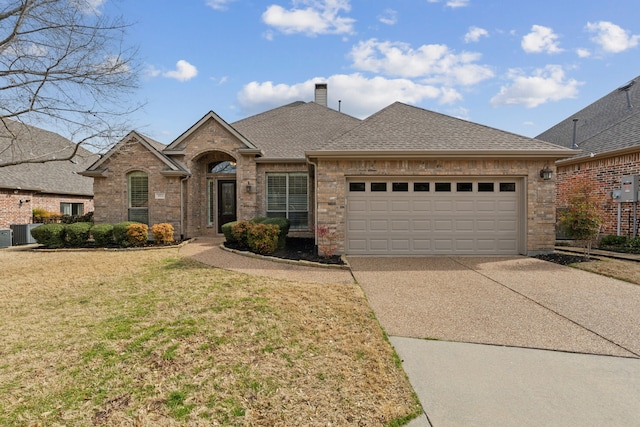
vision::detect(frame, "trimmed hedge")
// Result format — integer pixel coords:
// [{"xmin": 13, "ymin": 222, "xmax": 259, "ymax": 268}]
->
[
  {"xmin": 64, "ymin": 222, "xmax": 93, "ymax": 247},
  {"xmin": 257, "ymin": 217, "xmax": 290, "ymax": 248},
  {"xmin": 91, "ymin": 224, "xmax": 114, "ymax": 246},
  {"xmin": 113, "ymin": 222, "xmax": 137, "ymax": 247},
  {"xmin": 221, "ymin": 221, "xmax": 237, "ymax": 243},
  {"xmin": 30, "ymin": 223, "xmax": 66, "ymax": 248}
]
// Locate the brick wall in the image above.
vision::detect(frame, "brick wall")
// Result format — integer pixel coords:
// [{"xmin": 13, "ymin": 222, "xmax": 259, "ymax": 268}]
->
[
  {"xmin": 0, "ymin": 189, "xmax": 93, "ymax": 229},
  {"xmin": 557, "ymin": 150, "xmax": 640, "ymax": 237},
  {"xmin": 92, "ymin": 138, "xmax": 182, "ymax": 238},
  {"xmin": 312, "ymin": 157, "xmax": 557, "ymax": 255}
]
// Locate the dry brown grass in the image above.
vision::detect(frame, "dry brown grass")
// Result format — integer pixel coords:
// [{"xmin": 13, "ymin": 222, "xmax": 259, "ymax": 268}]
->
[
  {"xmin": 0, "ymin": 248, "xmax": 421, "ymax": 426},
  {"xmin": 571, "ymin": 257, "xmax": 640, "ymax": 285}
]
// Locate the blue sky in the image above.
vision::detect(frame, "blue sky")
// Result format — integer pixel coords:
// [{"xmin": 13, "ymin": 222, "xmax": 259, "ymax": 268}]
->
[{"xmin": 100, "ymin": 0, "xmax": 640, "ymax": 144}]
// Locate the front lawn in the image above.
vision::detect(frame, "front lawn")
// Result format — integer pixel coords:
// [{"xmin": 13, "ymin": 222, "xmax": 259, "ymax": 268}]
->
[{"xmin": 0, "ymin": 248, "xmax": 421, "ymax": 426}]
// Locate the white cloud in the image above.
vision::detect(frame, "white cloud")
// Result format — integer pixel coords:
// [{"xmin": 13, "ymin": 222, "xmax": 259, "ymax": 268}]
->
[
  {"xmin": 262, "ymin": 0, "xmax": 355, "ymax": 36},
  {"xmin": 237, "ymin": 74, "xmax": 453, "ymax": 118},
  {"xmin": 349, "ymin": 38, "xmax": 494, "ymax": 86},
  {"xmin": 446, "ymin": 0, "xmax": 469, "ymax": 8},
  {"xmin": 490, "ymin": 65, "xmax": 582, "ymax": 108},
  {"xmin": 426, "ymin": 0, "xmax": 470, "ymax": 7},
  {"xmin": 163, "ymin": 60, "xmax": 198, "ymax": 82},
  {"xmin": 521, "ymin": 25, "xmax": 563, "ymax": 54},
  {"xmin": 576, "ymin": 48, "xmax": 591, "ymax": 58},
  {"xmin": 71, "ymin": 0, "xmax": 105, "ymax": 14},
  {"xmin": 206, "ymin": 0, "xmax": 236, "ymax": 11},
  {"xmin": 586, "ymin": 21, "xmax": 640, "ymax": 53},
  {"xmin": 378, "ymin": 9, "xmax": 398, "ymax": 26},
  {"xmin": 464, "ymin": 26, "xmax": 488, "ymax": 43}
]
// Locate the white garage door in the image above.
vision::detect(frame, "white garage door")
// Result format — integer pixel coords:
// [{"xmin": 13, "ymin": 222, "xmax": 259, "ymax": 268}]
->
[{"xmin": 346, "ymin": 178, "xmax": 521, "ymax": 255}]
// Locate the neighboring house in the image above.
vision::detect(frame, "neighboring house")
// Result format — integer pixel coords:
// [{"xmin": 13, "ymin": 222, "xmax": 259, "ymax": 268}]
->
[
  {"xmin": 82, "ymin": 84, "xmax": 574, "ymax": 255},
  {"xmin": 0, "ymin": 119, "xmax": 96, "ymax": 229},
  {"xmin": 537, "ymin": 75, "xmax": 640, "ymax": 237}
]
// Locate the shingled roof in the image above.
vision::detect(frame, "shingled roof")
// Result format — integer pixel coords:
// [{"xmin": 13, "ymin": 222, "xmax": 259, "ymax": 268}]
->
[
  {"xmin": 536, "ymin": 75, "xmax": 640, "ymax": 161},
  {"xmin": 309, "ymin": 102, "xmax": 575, "ymax": 158},
  {"xmin": 0, "ymin": 119, "xmax": 96, "ymax": 195},
  {"xmin": 232, "ymin": 102, "xmax": 361, "ymax": 160}
]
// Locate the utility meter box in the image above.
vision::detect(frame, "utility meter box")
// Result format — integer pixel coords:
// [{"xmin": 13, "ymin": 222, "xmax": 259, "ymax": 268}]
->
[{"xmin": 620, "ymin": 175, "xmax": 639, "ymax": 202}]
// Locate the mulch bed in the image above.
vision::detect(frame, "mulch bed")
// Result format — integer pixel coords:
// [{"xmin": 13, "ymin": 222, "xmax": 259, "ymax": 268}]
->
[
  {"xmin": 225, "ymin": 237, "xmax": 344, "ymax": 265},
  {"xmin": 533, "ymin": 252, "xmax": 595, "ymax": 265}
]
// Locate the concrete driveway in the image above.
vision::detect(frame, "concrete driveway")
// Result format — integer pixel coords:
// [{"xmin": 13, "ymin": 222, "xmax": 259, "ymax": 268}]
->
[{"xmin": 348, "ymin": 256, "xmax": 640, "ymax": 426}]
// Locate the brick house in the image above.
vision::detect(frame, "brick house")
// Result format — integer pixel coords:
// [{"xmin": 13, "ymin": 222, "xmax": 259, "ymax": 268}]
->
[
  {"xmin": 0, "ymin": 119, "xmax": 96, "ymax": 230},
  {"xmin": 537, "ymin": 75, "xmax": 640, "ymax": 237},
  {"xmin": 83, "ymin": 84, "xmax": 574, "ymax": 255}
]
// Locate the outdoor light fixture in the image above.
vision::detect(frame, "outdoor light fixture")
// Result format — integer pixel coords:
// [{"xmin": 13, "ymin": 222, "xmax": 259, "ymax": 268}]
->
[
  {"xmin": 246, "ymin": 181, "xmax": 252, "ymax": 193},
  {"xmin": 539, "ymin": 165, "xmax": 553, "ymax": 181}
]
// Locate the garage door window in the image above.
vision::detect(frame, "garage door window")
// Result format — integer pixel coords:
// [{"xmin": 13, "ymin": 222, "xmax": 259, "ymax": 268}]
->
[
  {"xmin": 435, "ymin": 182, "xmax": 451, "ymax": 192},
  {"xmin": 457, "ymin": 182, "xmax": 473, "ymax": 192},
  {"xmin": 371, "ymin": 182, "xmax": 387, "ymax": 192},
  {"xmin": 392, "ymin": 182, "xmax": 409, "ymax": 192},
  {"xmin": 349, "ymin": 182, "xmax": 365, "ymax": 192},
  {"xmin": 500, "ymin": 182, "xmax": 516, "ymax": 192},
  {"xmin": 414, "ymin": 182, "xmax": 430, "ymax": 192},
  {"xmin": 478, "ymin": 182, "xmax": 495, "ymax": 192},
  {"xmin": 266, "ymin": 173, "xmax": 308, "ymax": 229}
]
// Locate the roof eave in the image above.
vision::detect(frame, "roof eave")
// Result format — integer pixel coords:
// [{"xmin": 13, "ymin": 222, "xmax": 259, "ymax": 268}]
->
[
  {"xmin": 79, "ymin": 170, "xmax": 107, "ymax": 177},
  {"xmin": 305, "ymin": 149, "xmax": 578, "ymax": 159},
  {"xmin": 160, "ymin": 170, "xmax": 191, "ymax": 177},
  {"xmin": 556, "ymin": 145, "xmax": 640, "ymax": 166},
  {"xmin": 254, "ymin": 157, "xmax": 306, "ymax": 164}
]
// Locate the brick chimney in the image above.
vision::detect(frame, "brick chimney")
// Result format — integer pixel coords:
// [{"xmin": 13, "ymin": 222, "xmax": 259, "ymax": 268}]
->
[{"xmin": 314, "ymin": 83, "xmax": 327, "ymax": 107}]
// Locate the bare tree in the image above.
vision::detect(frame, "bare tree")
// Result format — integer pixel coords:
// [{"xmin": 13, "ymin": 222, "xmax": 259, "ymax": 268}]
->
[{"xmin": 0, "ymin": 0, "xmax": 140, "ymax": 167}]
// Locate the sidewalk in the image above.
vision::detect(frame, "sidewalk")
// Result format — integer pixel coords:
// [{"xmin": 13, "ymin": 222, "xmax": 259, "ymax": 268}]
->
[{"xmin": 557, "ymin": 245, "xmax": 640, "ymax": 262}]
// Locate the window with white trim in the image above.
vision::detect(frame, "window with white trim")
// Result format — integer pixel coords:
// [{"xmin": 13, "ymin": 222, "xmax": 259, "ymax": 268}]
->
[
  {"xmin": 60, "ymin": 202, "xmax": 84, "ymax": 216},
  {"xmin": 128, "ymin": 171, "xmax": 149, "ymax": 224},
  {"xmin": 266, "ymin": 173, "xmax": 308, "ymax": 229}
]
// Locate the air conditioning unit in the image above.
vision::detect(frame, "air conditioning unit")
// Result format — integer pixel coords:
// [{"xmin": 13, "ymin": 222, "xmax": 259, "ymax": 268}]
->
[
  {"xmin": 0, "ymin": 229, "xmax": 12, "ymax": 248},
  {"xmin": 10, "ymin": 224, "xmax": 42, "ymax": 245}
]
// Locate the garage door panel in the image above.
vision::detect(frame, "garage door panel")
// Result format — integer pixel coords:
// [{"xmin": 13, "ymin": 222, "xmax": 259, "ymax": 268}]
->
[
  {"xmin": 348, "ymin": 200, "xmax": 367, "ymax": 213},
  {"xmin": 391, "ymin": 220, "xmax": 410, "ymax": 231},
  {"xmin": 370, "ymin": 220, "xmax": 389, "ymax": 231},
  {"xmin": 346, "ymin": 178, "xmax": 520, "ymax": 255},
  {"xmin": 391, "ymin": 200, "xmax": 410, "ymax": 211}
]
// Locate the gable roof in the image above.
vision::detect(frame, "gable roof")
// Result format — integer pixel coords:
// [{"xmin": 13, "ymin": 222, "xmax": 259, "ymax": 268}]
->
[
  {"xmin": 83, "ymin": 131, "xmax": 188, "ymax": 177},
  {"xmin": 0, "ymin": 119, "xmax": 96, "ymax": 195},
  {"xmin": 166, "ymin": 110, "xmax": 259, "ymax": 152},
  {"xmin": 232, "ymin": 102, "xmax": 361, "ymax": 160},
  {"xmin": 536, "ymin": 75, "xmax": 640, "ymax": 161},
  {"xmin": 308, "ymin": 102, "xmax": 576, "ymax": 158}
]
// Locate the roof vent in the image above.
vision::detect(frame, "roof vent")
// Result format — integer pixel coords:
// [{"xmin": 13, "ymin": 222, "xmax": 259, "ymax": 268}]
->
[
  {"xmin": 314, "ymin": 83, "xmax": 327, "ymax": 107},
  {"xmin": 618, "ymin": 80, "xmax": 635, "ymax": 110}
]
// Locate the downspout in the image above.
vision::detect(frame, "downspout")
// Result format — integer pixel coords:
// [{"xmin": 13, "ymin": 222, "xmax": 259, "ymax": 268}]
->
[
  {"xmin": 180, "ymin": 175, "xmax": 190, "ymax": 240},
  {"xmin": 306, "ymin": 157, "xmax": 319, "ymax": 249}
]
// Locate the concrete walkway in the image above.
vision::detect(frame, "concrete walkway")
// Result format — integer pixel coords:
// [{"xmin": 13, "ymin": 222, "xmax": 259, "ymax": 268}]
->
[{"xmin": 181, "ymin": 240, "xmax": 640, "ymax": 426}]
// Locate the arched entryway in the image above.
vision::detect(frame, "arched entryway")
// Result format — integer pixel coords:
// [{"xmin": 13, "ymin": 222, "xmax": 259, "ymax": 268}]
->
[
  {"xmin": 209, "ymin": 160, "xmax": 237, "ymax": 233},
  {"xmin": 193, "ymin": 152, "xmax": 237, "ymax": 236}
]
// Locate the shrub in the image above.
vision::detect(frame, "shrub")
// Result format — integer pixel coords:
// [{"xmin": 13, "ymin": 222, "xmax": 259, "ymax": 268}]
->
[
  {"xmin": 628, "ymin": 237, "xmax": 640, "ymax": 253},
  {"xmin": 91, "ymin": 224, "xmax": 114, "ymax": 246},
  {"xmin": 259, "ymin": 217, "xmax": 290, "ymax": 248},
  {"xmin": 251, "ymin": 217, "xmax": 269, "ymax": 224},
  {"xmin": 247, "ymin": 223, "xmax": 280, "ymax": 255},
  {"xmin": 113, "ymin": 222, "xmax": 137, "ymax": 246},
  {"xmin": 61, "ymin": 211, "xmax": 94, "ymax": 224},
  {"xmin": 64, "ymin": 222, "xmax": 93, "ymax": 247},
  {"xmin": 126, "ymin": 223, "xmax": 149, "ymax": 247},
  {"xmin": 221, "ymin": 221, "xmax": 237, "ymax": 243},
  {"xmin": 598, "ymin": 234, "xmax": 628, "ymax": 249},
  {"xmin": 30, "ymin": 223, "xmax": 65, "ymax": 248},
  {"xmin": 231, "ymin": 220, "xmax": 253, "ymax": 250},
  {"xmin": 151, "ymin": 223, "xmax": 174, "ymax": 245},
  {"xmin": 313, "ymin": 225, "xmax": 338, "ymax": 257}
]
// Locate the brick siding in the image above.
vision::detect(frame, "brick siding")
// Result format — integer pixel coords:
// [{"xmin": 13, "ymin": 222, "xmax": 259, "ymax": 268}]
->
[
  {"xmin": 557, "ymin": 150, "xmax": 640, "ymax": 237},
  {"xmin": 0, "ymin": 189, "xmax": 93, "ymax": 229}
]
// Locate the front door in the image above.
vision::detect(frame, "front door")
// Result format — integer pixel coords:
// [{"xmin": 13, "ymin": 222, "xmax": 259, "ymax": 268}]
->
[{"xmin": 217, "ymin": 180, "xmax": 236, "ymax": 233}]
